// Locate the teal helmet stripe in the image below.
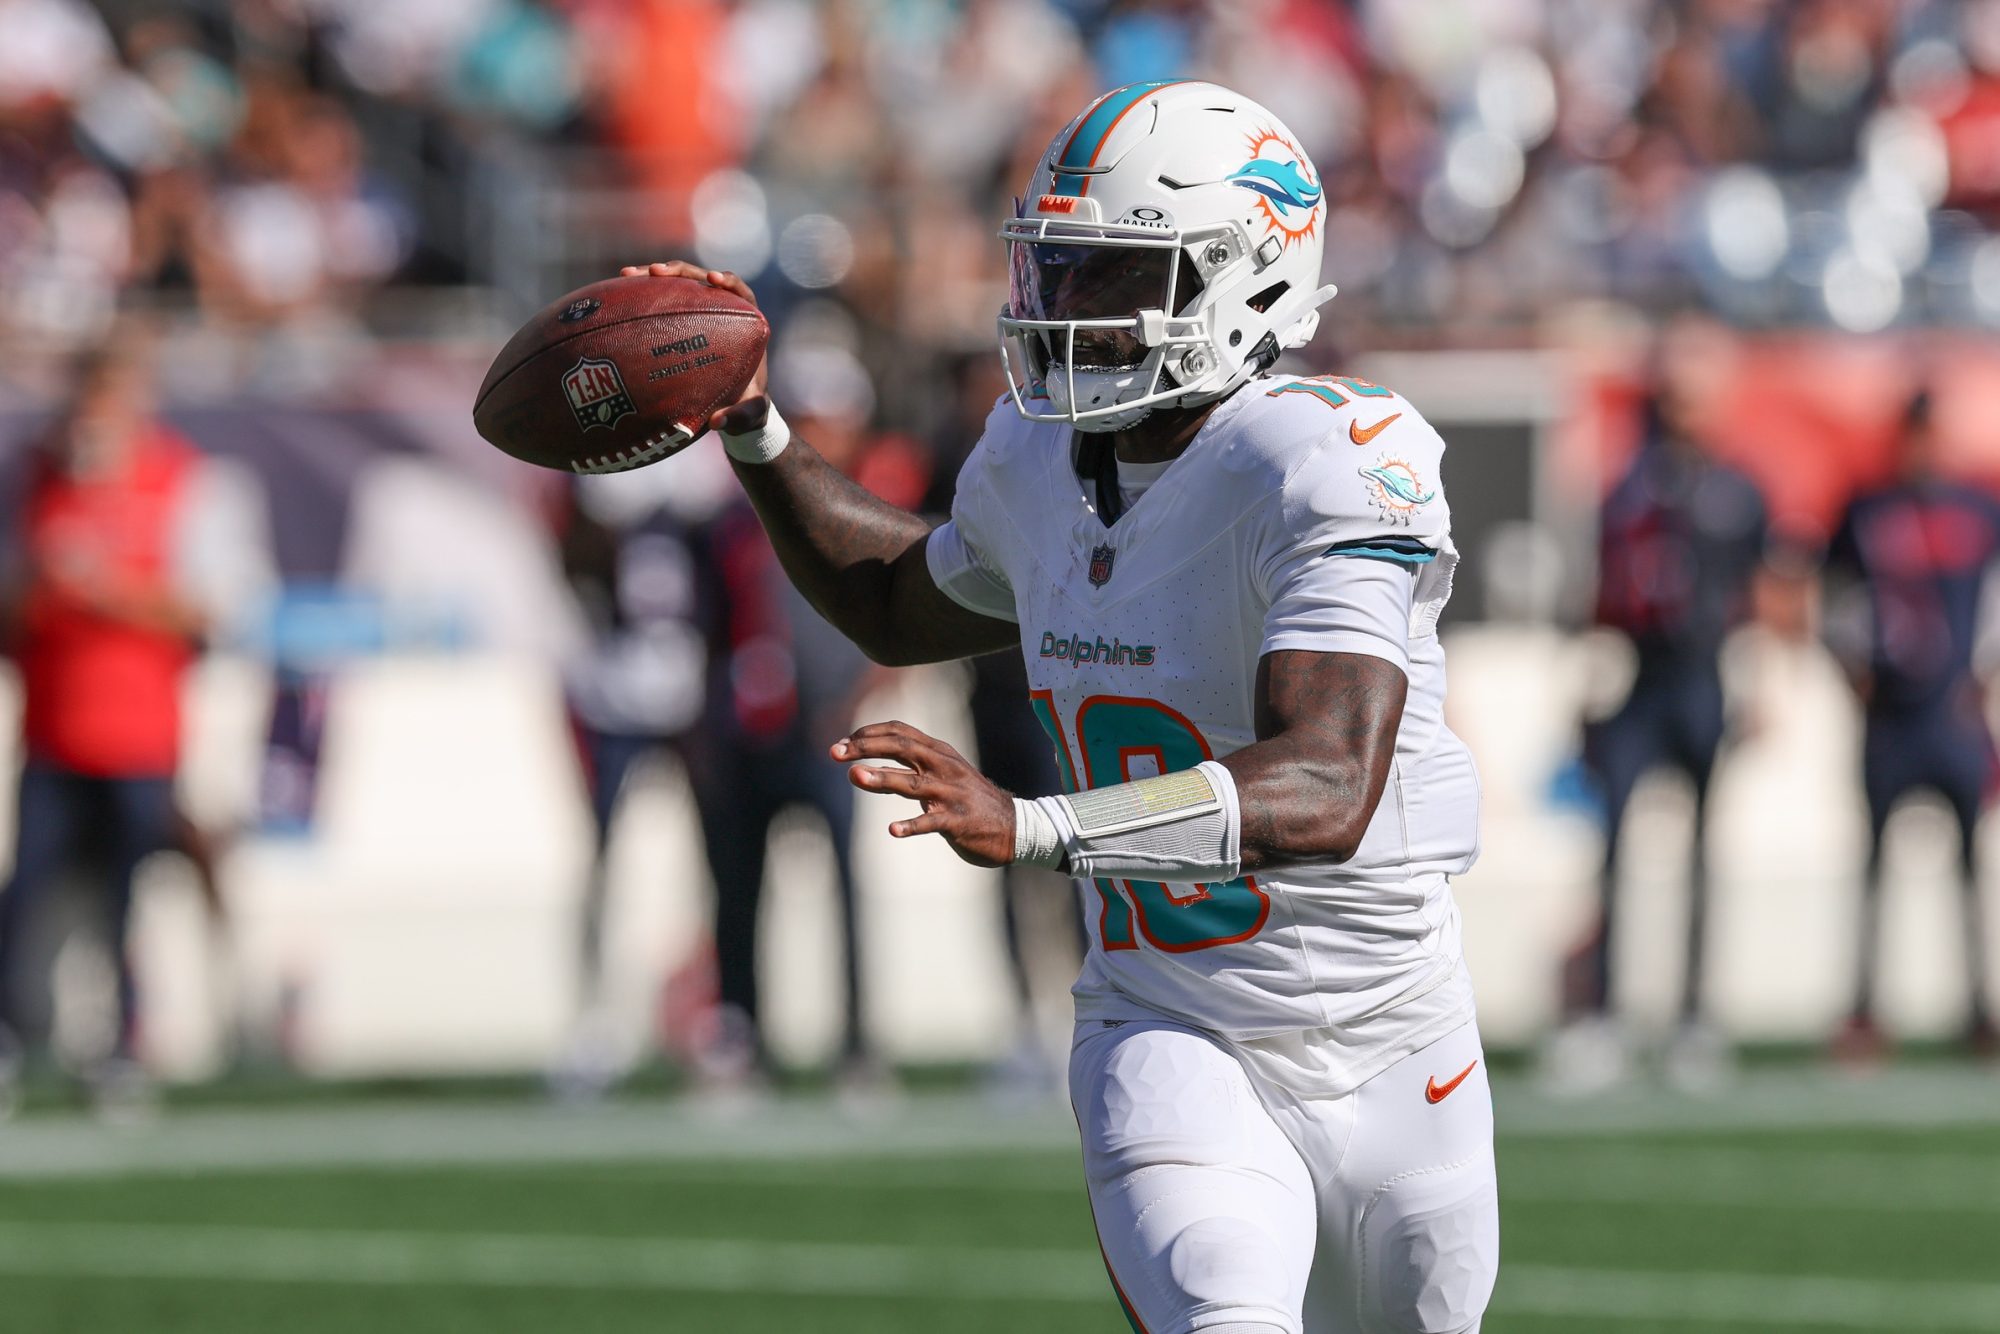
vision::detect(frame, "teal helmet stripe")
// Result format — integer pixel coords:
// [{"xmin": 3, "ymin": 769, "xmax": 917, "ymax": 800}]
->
[{"xmin": 1050, "ymin": 79, "xmax": 1188, "ymax": 196}]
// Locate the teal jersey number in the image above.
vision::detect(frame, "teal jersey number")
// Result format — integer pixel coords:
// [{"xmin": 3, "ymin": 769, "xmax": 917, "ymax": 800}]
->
[
  {"xmin": 1030, "ymin": 689, "xmax": 1135, "ymax": 949},
  {"xmin": 1031, "ymin": 692, "xmax": 1269, "ymax": 953},
  {"xmin": 1265, "ymin": 373, "xmax": 1395, "ymax": 410}
]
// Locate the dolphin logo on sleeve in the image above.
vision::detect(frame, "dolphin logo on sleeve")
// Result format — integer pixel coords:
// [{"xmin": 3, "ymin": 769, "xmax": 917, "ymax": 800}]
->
[
  {"xmin": 1358, "ymin": 458, "xmax": 1437, "ymax": 525},
  {"xmin": 1360, "ymin": 462, "xmax": 1435, "ymax": 507}
]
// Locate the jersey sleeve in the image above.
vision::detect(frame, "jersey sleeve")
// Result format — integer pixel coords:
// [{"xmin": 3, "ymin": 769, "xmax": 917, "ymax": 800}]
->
[
  {"xmin": 924, "ymin": 404, "xmax": 1020, "ymax": 623},
  {"xmin": 1250, "ymin": 399, "xmax": 1457, "ymax": 640},
  {"xmin": 1260, "ymin": 546, "xmax": 1417, "ymax": 671}
]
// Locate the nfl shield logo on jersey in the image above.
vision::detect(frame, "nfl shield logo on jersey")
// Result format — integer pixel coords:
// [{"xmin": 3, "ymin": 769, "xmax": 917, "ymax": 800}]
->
[
  {"xmin": 562, "ymin": 357, "xmax": 635, "ymax": 431},
  {"xmin": 1088, "ymin": 543, "xmax": 1116, "ymax": 587}
]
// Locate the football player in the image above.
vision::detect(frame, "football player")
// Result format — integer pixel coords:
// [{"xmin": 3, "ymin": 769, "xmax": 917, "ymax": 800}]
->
[{"xmin": 623, "ymin": 79, "xmax": 1492, "ymax": 1334}]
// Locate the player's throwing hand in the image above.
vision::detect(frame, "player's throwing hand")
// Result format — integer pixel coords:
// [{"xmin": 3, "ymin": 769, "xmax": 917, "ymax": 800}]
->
[
  {"xmin": 834, "ymin": 721, "xmax": 1015, "ymax": 868},
  {"xmin": 617, "ymin": 261, "xmax": 771, "ymax": 435}
]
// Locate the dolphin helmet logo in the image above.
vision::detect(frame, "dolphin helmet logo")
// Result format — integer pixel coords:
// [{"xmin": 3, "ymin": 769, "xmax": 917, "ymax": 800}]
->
[
  {"xmin": 1226, "ymin": 159, "xmax": 1323, "ymax": 216},
  {"xmin": 1231, "ymin": 127, "xmax": 1323, "ymax": 249}
]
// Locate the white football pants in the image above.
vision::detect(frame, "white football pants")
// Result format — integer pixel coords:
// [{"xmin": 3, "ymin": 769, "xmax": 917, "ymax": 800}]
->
[{"xmin": 1069, "ymin": 1017, "xmax": 1497, "ymax": 1334}]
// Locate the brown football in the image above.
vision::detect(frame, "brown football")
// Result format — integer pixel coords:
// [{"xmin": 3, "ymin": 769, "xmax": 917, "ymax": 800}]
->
[{"xmin": 473, "ymin": 275, "xmax": 769, "ymax": 474}]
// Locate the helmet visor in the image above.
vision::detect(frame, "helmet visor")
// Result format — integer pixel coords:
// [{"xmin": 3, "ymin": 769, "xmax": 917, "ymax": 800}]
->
[
  {"xmin": 1007, "ymin": 241, "xmax": 1176, "ymax": 369},
  {"xmin": 1008, "ymin": 242, "xmax": 1175, "ymax": 323}
]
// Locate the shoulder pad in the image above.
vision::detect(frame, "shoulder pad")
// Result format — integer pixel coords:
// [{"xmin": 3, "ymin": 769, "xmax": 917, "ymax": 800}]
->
[{"xmin": 1220, "ymin": 374, "xmax": 1444, "ymax": 502}]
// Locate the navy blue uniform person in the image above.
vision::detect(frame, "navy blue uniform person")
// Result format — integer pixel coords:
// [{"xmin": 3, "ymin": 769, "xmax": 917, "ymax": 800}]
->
[
  {"xmin": 550, "ymin": 474, "xmax": 713, "ymax": 1099},
  {"xmin": 1549, "ymin": 360, "xmax": 1769, "ymax": 1092},
  {"xmin": 1822, "ymin": 391, "xmax": 2000, "ymax": 1062}
]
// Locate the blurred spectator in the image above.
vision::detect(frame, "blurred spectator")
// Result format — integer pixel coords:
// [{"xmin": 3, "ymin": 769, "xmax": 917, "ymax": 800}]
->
[
  {"xmin": 687, "ymin": 344, "xmax": 923, "ymax": 1097},
  {"xmin": 1546, "ymin": 319, "xmax": 1770, "ymax": 1095},
  {"xmin": 0, "ymin": 0, "xmax": 112, "ymax": 110},
  {"xmin": 574, "ymin": 0, "xmax": 744, "ymax": 228},
  {"xmin": 0, "ymin": 331, "xmax": 271, "ymax": 1116},
  {"xmin": 1821, "ymin": 388, "xmax": 2000, "ymax": 1064},
  {"xmin": 198, "ymin": 85, "xmax": 413, "ymax": 326},
  {"xmin": 548, "ymin": 469, "xmax": 712, "ymax": 1100}
]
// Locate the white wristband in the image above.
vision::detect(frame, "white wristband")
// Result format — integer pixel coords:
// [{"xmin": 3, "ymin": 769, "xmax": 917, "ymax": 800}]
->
[
  {"xmin": 1012, "ymin": 796, "xmax": 1064, "ymax": 869},
  {"xmin": 720, "ymin": 403, "xmax": 791, "ymax": 464}
]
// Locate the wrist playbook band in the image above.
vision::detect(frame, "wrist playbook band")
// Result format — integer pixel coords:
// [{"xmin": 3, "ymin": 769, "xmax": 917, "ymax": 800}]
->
[{"xmin": 1018, "ymin": 760, "xmax": 1241, "ymax": 883}]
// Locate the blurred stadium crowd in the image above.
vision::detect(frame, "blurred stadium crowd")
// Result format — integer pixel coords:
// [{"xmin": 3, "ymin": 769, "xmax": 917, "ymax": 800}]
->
[
  {"xmin": 9, "ymin": 0, "xmax": 2000, "ymax": 361},
  {"xmin": 4, "ymin": 0, "xmax": 2000, "ymax": 1113}
]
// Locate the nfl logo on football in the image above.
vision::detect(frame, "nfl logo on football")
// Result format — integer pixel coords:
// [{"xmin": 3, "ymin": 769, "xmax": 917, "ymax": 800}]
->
[{"xmin": 562, "ymin": 357, "xmax": 635, "ymax": 431}]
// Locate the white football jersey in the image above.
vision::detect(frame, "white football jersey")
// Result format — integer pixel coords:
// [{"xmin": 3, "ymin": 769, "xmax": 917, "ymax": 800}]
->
[{"xmin": 928, "ymin": 374, "xmax": 1481, "ymax": 1060}]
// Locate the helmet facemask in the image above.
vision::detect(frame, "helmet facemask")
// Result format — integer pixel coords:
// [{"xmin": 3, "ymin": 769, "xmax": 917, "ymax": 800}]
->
[{"xmin": 998, "ymin": 216, "xmax": 1234, "ymax": 433}]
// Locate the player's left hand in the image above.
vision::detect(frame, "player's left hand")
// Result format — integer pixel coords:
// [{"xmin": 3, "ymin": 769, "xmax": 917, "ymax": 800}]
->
[{"xmin": 834, "ymin": 720, "xmax": 1015, "ymax": 868}]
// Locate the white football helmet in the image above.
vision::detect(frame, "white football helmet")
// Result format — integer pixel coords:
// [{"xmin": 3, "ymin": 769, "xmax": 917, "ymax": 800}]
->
[{"xmin": 998, "ymin": 80, "xmax": 1338, "ymax": 432}]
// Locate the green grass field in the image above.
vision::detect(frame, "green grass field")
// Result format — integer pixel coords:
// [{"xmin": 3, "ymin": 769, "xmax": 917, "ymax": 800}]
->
[{"xmin": 1, "ymin": 1067, "xmax": 1997, "ymax": 1333}]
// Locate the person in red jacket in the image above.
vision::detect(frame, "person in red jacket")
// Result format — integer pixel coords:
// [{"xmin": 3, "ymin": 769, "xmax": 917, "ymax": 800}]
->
[{"xmin": 0, "ymin": 338, "xmax": 226, "ymax": 1115}]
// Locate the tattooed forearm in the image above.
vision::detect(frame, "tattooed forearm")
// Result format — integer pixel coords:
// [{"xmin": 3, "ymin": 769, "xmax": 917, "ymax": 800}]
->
[
  {"xmin": 731, "ymin": 441, "xmax": 1016, "ymax": 666},
  {"xmin": 1221, "ymin": 649, "xmax": 1408, "ymax": 871}
]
